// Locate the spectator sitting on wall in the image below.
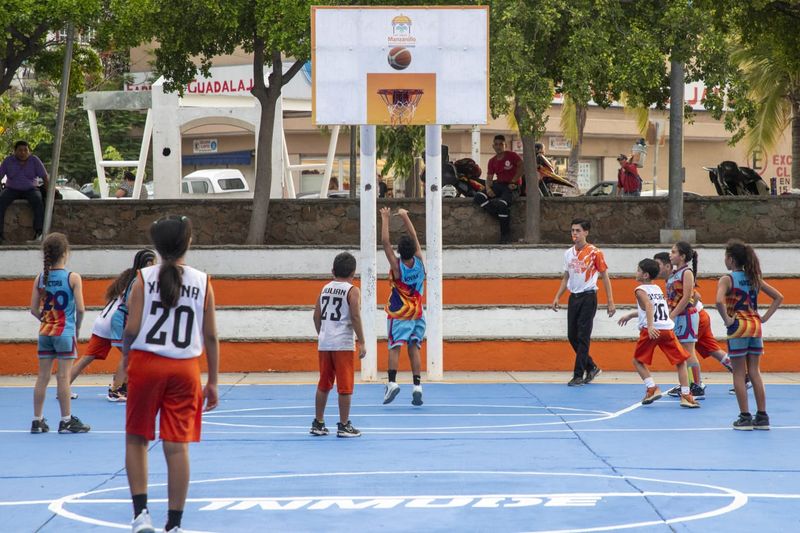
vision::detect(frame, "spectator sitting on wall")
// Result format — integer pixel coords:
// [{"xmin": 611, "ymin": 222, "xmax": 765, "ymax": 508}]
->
[
  {"xmin": 0, "ymin": 140, "xmax": 48, "ymax": 244},
  {"xmin": 378, "ymin": 176, "xmax": 388, "ymax": 198},
  {"xmin": 116, "ymin": 171, "xmax": 147, "ymax": 199}
]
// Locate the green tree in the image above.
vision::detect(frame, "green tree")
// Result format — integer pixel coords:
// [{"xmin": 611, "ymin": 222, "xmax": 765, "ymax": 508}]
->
[
  {"xmin": 376, "ymin": 126, "xmax": 425, "ymax": 196},
  {"xmin": 703, "ymin": 1, "xmax": 800, "ymax": 187},
  {"xmin": 0, "ymin": 0, "xmax": 103, "ymax": 95},
  {"xmin": 109, "ymin": 0, "xmax": 311, "ymax": 244},
  {"xmin": 0, "ymin": 95, "xmax": 51, "ymax": 156},
  {"xmin": 490, "ymin": 0, "xmax": 571, "ymax": 242}
]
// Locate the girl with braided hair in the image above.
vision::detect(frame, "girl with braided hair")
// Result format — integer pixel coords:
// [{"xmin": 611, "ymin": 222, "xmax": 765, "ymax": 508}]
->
[
  {"xmin": 29, "ymin": 232, "xmax": 90, "ymax": 434},
  {"xmin": 69, "ymin": 249, "xmax": 157, "ymax": 402}
]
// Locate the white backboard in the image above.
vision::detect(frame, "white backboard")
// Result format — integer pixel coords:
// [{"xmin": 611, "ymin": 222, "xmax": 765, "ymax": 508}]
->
[{"xmin": 312, "ymin": 6, "xmax": 489, "ymax": 126}]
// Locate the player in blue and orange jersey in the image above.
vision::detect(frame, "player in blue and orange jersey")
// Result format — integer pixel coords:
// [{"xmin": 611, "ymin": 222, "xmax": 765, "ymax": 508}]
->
[
  {"xmin": 716, "ymin": 240, "xmax": 782, "ymax": 431},
  {"xmin": 29, "ymin": 232, "xmax": 90, "ymax": 434},
  {"xmin": 380, "ymin": 207, "xmax": 426, "ymax": 406},
  {"xmin": 653, "ymin": 251, "xmax": 745, "ymax": 395},
  {"xmin": 665, "ymin": 241, "xmax": 706, "ymax": 399}
]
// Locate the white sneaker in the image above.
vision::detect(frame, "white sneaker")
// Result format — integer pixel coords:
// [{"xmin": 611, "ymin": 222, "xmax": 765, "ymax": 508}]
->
[
  {"xmin": 383, "ymin": 382, "xmax": 400, "ymax": 404},
  {"xmin": 132, "ymin": 509, "xmax": 155, "ymax": 533},
  {"xmin": 166, "ymin": 528, "xmax": 184, "ymax": 533},
  {"xmin": 411, "ymin": 384, "xmax": 423, "ymax": 406}
]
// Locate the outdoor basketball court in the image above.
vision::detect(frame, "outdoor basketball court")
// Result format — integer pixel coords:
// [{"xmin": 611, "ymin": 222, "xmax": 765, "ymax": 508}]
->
[{"xmin": 2, "ymin": 375, "xmax": 799, "ymax": 532}]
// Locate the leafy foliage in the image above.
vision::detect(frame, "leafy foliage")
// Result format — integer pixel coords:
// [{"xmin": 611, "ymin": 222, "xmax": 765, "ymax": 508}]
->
[
  {"xmin": 376, "ymin": 126, "xmax": 425, "ymax": 184},
  {"xmin": 0, "ymin": 95, "xmax": 52, "ymax": 156},
  {"xmin": 0, "ymin": 0, "xmax": 103, "ymax": 95}
]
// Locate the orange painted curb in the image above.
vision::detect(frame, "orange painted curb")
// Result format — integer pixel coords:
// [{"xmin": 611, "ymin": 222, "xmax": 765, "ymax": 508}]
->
[
  {"xmin": 3, "ymin": 277, "xmax": 799, "ymax": 307},
  {"xmin": 2, "ymin": 340, "xmax": 799, "ymax": 375}
]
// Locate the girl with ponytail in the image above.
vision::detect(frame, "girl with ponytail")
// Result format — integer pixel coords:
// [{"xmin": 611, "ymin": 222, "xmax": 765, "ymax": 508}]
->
[
  {"xmin": 666, "ymin": 241, "xmax": 705, "ymax": 398},
  {"xmin": 716, "ymin": 240, "xmax": 783, "ymax": 430},
  {"xmin": 29, "ymin": 232, "xmax": 90, "ymax": 434},
  {"xmin": 69, "ymin": 249, "xmax": 157, "ymax": 401},
  {"xmin": 122, "ymin": 215, "xmax": 219, "ymax": 533}
]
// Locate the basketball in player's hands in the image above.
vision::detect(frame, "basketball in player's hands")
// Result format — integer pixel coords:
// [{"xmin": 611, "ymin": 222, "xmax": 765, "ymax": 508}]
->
[{"xmin": 388, "ymin": 47, "xmax": 412, "ymax": 70}]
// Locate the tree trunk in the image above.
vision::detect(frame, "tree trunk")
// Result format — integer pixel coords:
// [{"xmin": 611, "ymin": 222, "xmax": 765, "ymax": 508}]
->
[
  {"xmin": 515, "ymin": 101, "xmax": 540, "ymax": 243},
  {"xmin": 792, "ymin": 97, "xmax": 800, "ymax": 190},
  {"xmin": 245, "ymin": 44, "xmax": 305, "ymax": 244},
  {"xmin": 565, "ymin": 103, "xmax": 587, "ymax": 196}
]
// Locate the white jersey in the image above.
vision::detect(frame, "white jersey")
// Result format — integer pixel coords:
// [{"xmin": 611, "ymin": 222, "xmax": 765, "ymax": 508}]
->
[
  {"xmin": 91, "ymin": 295, "xmax": 125, "ymax": 340},
  {"xmin": 564, "ymin": 244, "xmax": 608, "ymax": 294},
  {"xmin": 131, "ymin": 264, "xmax": 209, "ymax": 359},
  {"xmin": 317, "ymin": 280, "xmax": 355, "ymax": 351},
  {"xmin": 635, "ymin": 284, "xmax": 674, "ymax": 330}
]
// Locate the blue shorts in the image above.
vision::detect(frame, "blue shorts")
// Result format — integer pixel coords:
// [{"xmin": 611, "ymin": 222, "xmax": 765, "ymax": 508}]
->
[
  {"xmin": 387, "ymin": 316, "xmax": 426, "ymax": 349},
  {"xmin": 38, "ymin": 335, "xmax": 77, "ymax": 359},
  {"xmin": 673, "ymin": 312, "xmax": 699, "ymax": 343},
  {"xmin": 727, "ymin": 337, "xmax": 764, "ymax": 357}
]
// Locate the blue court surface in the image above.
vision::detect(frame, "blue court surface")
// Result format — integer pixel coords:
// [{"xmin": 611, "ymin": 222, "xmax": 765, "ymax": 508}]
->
[{"xmin": 2, "ymin": 381, "xmax": 800, "ymax": 532}]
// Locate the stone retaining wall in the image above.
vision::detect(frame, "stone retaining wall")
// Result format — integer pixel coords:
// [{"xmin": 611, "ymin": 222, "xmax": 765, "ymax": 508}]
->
[{"xmin": 2, "ymin": 196, "xmax": 798, "ymax": 245}]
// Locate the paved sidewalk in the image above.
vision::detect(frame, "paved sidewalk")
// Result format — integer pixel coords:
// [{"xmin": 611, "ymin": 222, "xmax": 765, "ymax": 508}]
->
[{"xmin": 2, "ymin": 371, "xmax": 799, "ymax": 387}]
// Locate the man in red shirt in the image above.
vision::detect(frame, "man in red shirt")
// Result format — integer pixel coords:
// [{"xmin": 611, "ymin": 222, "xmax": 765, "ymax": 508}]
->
[
  {"xmin": 616, "ymin": 153, "xmax": 642, "ymax": 196},
  {"xmin": 473, "ymin": 135, "xmax": 523, "ymax": 243}
]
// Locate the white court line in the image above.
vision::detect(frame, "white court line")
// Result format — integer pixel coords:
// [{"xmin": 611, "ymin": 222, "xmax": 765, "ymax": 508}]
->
[
  {"xmin": 203, "ymin": 413, "xmax": 600, "ymax": 419},
  {"xmin": 4, "ymin": 491, "xmax": 800, "ymax": 507},
  {"xmin": 209, "ymin": 404, "xmax": 612, "ymax": 415}
]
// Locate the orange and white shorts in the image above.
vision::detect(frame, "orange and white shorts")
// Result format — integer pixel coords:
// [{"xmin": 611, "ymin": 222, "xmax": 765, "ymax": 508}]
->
[
  {"xmin": 84, "ymin": 334, "xmax": 120, "ymax": 361},
  {"xmin": 125, "ymin": 349, "xmax": 203, "ymax": 442},
  {"xmin": 634, "ymin": 329, "xmax": 690, "ymax": 366},
  {"xmin": 317, "ymin": 350, "xmax": 355, "ymax": 395},
  {"xmin": 695, "ymin": 309, "xmax": 723, "ymax": 358}
]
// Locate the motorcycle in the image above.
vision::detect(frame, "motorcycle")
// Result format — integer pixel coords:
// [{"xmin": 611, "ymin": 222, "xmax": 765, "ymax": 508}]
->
[
  {"xmin": 704, "ymin": 160, "xmax": 770, "ymax": 196},
  {"xmin": 422, "ymin": 148, "xmax": 576, "ymax": 198}
]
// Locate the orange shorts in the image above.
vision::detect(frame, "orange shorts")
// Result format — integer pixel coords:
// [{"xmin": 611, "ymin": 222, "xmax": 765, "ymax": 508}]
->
[
  {"xmin": 634, "ymin": 329, "xmax": 690, "ymax": 366},
  {"xmin": 125, "ymin": 349, "xmax": 203, "ymax": 442},
  {"xmin": 318, "ymin": 350, "xmax": 355, "ymax": 395},
  {"xmin": 84, "ymin": 334, "xmax": 118, "ymax": 361},
  {"xmin": 695, "ymin": 309, "xmax": 723, "ymax": 358}
]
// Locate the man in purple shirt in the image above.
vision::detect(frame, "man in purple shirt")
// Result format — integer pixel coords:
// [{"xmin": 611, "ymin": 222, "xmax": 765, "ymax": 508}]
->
[{"xmin": 0, "ymin": 140, "xmax": 49, "ymax": 243}]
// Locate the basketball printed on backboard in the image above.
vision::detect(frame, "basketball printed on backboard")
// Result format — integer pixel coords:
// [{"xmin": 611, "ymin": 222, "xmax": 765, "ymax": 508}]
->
[{"xmin": 388, "ymin": 47, "xmax": 412, "ymax": 70}]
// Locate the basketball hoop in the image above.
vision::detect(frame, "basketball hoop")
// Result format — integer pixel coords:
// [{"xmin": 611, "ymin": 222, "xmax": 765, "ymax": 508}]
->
[{"xmin": 377, "ymin": 89, "xmax": 424, "ymax": 126}]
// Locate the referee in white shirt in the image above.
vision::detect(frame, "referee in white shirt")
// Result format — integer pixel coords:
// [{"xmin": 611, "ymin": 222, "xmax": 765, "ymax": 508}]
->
[{"xmin": 552, "ymin": 218, "xmax": 616, "ymax": 386}]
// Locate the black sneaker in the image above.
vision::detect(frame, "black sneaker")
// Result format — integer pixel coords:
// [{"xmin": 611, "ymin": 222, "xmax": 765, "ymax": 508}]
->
[
  {"xmin": 666, "ymin": 385, "xmax": 681, "ymax": 398},
  {"xmin": 690, "ymin": 383, "xmax": 706, "ymax": 400},
  {"xmin": 567, "ymin": 376, "xmax": 584, "ymax": 387},
  {"xmin": 31, "ymin": 418, "xmax": 49, "ymax": 433},
  {"xmin": 732, "ymin": 412, "xmax": 753, "ymax": 431},
  {"xmin": 309, "ymin": 419, "xmax": 329, "ymax": 436},
  {"xmin": 753, "ymin": 413, "xmax": 770, "ymax": 431},
  {"xmin": 336, "ymin": 420, "xmax": 361, "ymax": 438},
  {"xmin": 58, "ymin": 415, "xmax": 90, "ymax": 433},
  {"xmin": 107, "ymin": 386, "xmax": 126, "ymax": 402},
  {"xmin": 583, "ymin": 367, "xmax": 602, "ymax": 384}
]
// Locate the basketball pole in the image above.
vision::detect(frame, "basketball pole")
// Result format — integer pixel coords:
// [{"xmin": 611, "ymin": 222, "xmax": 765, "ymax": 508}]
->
[
  {"xmin": 425, "ymin": 125, "xmax": 444, "ymax": 381},
  {"xmin": 360, "ymin": 124, "xmax": 378, "ymax": 382}
]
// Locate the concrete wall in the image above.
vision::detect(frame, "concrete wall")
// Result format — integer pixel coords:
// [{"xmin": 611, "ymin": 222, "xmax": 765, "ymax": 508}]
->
[{"xmin": 2, "ymin": 196, "xmax": 799, "ymax": 245}]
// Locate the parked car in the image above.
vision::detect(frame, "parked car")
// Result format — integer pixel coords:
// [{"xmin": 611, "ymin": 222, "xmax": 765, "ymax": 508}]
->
[
  {"xmin": 181, "ymin": 169, "xmax": 251, "ymax": 196},
  {"xmin": 79, "ymin": 183, "xmax": 100, "ymax": 198},
  {"xmin": 297, "ymin": 190, "xmax": 357, "ymax": 199},
  {"xmin": 56, "ymin": 186, "xmax": 90, "ymax": 200},
  {"xmin": 583, "ymin": 181, "xmax": 701, "ymax": 197}
]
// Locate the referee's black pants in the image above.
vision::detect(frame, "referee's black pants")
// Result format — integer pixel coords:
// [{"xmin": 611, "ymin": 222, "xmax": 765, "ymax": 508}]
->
[{"xmin": 567, "ymin": 291, "xmax": 598, "ymax": 379}]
